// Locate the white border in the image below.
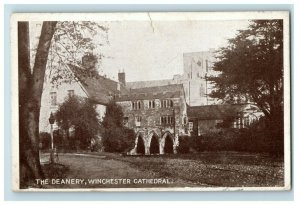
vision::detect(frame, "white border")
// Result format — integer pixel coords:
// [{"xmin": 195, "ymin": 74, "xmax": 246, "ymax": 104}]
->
[{"xmin": 10, "ymin": 11, "xmax": 291, "ymax": 192}]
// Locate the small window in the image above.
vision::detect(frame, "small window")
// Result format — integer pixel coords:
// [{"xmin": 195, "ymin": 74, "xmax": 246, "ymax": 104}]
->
[
  {"xmin": 123, "ymin": 117, "xmax": 129, "ymax": 126},
  {"xmin": 197, "ymin": 60, "xmax": 202, "ymax": 67},
  {"xmin": 68, "ymin": 90, "xmax": 74, "ymax": 97},
  {"xmin": 160, "ymin": 116, "xmax": 174, "ymax": 125},
  {"xmin": 161, "ymin": 99, "xmax": 173, "ymax": 108},
  {"xmin": 135, "ymin": 116, "xmax": 141, "ymax": 127},
  {"xmin": 132, "ymin": 101, "xmax": 142, "ymax": 110},
  {"xmin": 138, "ymin": 101, "xmax": 141, "ymax": 109},
  {"xmin": 50, "ymin": 92, "xmax": 57, "ymax": 106},
  {"xmin": 188, "ymin": 122, "xmax": 193, "ymax": 132},
  {"xmin": 148, "ymin": 100, "xmax": 155, "ymax": 109},
  {"xmin": 200, "ymin": 85, "xmax": 205, "ymax": 97}
]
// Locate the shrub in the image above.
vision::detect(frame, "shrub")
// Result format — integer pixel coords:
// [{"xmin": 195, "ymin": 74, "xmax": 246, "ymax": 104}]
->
[
  {"xmin": 101, "ymin": 101, "xmax": 136, "ymax": 153},
  {"xmin": 189, "ymin": 135, "xmax": 203, "ymax": 152},
  {"xmin": 55, "ymin": 95, "xmax": 100, "ymax": 151},
  {"xmin": 177, "ymin": 136, "xmax": 190, "ymax": 153},
  {"xmin": 39, "ymin": 132, "xmax": 51, "ymax": 150}
]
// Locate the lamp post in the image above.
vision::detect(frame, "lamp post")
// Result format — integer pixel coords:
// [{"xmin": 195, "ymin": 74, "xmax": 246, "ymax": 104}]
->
[
  {"xmin": 173, "ymin": 108, "xmax": 177, "ymax": 154},
  {"xmin": 49, "ymin": 112, "xmax": 55, "ymax": 163}
]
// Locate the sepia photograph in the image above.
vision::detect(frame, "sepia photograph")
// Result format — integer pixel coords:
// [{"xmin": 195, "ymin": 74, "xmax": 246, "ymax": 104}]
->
[{"xmin": 10, "ymin": 12, "xmax": 290, "ymax": 191}]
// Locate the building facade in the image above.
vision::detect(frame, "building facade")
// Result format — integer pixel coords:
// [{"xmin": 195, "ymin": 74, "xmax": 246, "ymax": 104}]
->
[
  {"xmin": 115, "ymin": 84, "xmax": 189, "ymax": 155},
  {"xmin": 39, "ymin": 56, "xmax": 123, "ymax": 133},
  {"xmin": 182, "ymin": 50, "xmax": 220, "ymax": 106},
  {"xmin": 126, "ymin": 49, "xmax": 220, "ymax": 106},
  {"xmin": 187, "ymin": 104, "xmax": 264, "ymax": 136}
]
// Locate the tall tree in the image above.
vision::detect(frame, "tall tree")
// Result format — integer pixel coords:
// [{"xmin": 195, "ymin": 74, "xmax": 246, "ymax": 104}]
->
[
  {"xmin": 208, "ymin": 20, "xmax": 284, "ymax": 149},
  {"xmin": 18, "ymin": 21, "xmax": 57, "ymax": 187},
  {"xmin": 18, "ymin": 21, "xmax": 107, "ymax": 188}
]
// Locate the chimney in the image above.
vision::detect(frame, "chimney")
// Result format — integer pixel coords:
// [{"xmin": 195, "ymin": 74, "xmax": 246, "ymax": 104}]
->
[
  {"xmin": 118, "ymin": 71, "xmax": 126, "ymax": 86},
  {"xmin": 82, "ymin": 53, "xmax": 97, "ymax": 70}
]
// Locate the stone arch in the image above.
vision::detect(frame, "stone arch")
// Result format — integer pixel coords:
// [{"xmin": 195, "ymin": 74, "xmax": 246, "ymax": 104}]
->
[
  {"xmin": 136, "ymin": 133, "xmax": 145, "ymax": 154},
  {"xmin": 162, "ymin": 132, "xmax": 174, "ymax": 154},
  {"xmin": 148, "ymin": 132, "xmax": 160, "ymax": 154}
]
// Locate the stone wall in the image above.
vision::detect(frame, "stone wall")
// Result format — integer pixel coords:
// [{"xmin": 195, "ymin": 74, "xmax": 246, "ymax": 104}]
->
[{"xmin": 116, "ymin": 95, "xmax": 189, "ymax": 155}]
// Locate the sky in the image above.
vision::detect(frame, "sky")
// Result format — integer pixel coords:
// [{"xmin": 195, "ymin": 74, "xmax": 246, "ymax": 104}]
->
[
  {"xmin": 30, "ymin": 19, "xmax": 250, "ymax": 82},
  {"xmin": 98, "ymin": 20, "xmax": 250, "ymax": 82}
]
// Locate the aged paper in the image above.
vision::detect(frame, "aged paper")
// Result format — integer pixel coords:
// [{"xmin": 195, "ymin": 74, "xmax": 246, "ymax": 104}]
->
[{"xmin": 11, "ymin": 12, "xmax": 290, "ymax": 191}]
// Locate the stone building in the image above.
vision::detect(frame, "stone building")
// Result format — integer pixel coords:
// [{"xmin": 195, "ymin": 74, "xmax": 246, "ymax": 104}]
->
[
  {"xmin": 39, "ymin": 50, "xmax": 263, "ymax": 154},
  {"xmin": 182, "ymin": 50, "xmax": 220, "ymax": 106},
  {"xmin": 39, "ymin": 55, "xmax": 126, "ymax": 133},
  {"xmin": 126, "ymin": 49, "xmax": 220, "ymax": 106},
  {"xmin": 115, "ymin": 84, "xmax": 189, "ymax": 155},
  {"xmin": 187, "ymin": 104, "xmax": 264, "ymax": 136}
]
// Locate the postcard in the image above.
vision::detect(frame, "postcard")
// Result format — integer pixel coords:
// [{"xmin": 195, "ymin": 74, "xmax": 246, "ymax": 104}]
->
[{"xmin": 11, "ymin": 11, "xmax": 290, "ymax": 191}]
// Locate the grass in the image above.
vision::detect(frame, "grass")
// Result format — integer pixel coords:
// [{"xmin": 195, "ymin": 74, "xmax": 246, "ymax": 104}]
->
[{"xmin": 39, "ymin": 151, "xmax": 284, "ymax": 189}]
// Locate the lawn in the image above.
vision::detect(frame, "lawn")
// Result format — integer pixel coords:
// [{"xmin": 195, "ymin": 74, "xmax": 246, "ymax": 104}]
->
[{"xmin": 40, "ymin": 151, "xmax": 284, "ymax": 189}]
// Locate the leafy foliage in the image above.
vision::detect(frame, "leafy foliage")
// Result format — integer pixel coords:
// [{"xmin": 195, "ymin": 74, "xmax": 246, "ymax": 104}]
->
[
  {"xmin": 177, "ymin": 136, "xmax": 190, "ymax": 154},
  {"xmin": 55, "ymin": 95, "xmax": 100, "ymax": 150},
  {"xmin": 208, "ymin": 20, "xmax": 284, "ymax": 151},
  {"xmin": 42, "ymin": 21, "xmax": 109, "ymax": 85},
  {"xmin": 101, "ymin": 101, "xmax": 135, "ymax": 153},
  {"xmin": 208, "ymin": 20, "xmax": 283, "ymax": 120}
]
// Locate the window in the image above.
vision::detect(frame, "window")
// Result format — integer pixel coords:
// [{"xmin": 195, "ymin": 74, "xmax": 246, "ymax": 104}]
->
[
  {"xmin": 244, "ymin": 117, "xmax": 250, "ymax": 127},
  {"xmin": 132, "ymin": 101, "xmax": 142, "ymax": 110},
  {"xmin": 188, "ymin": 122, "xmax": 193, "ymax": 132},
  {"xmin": 50, "ymin": 92, "xmax": 57, "ymax": 106},
  {"xmin": 135, "ymin": 116, "xmax": 142, "ymax": 127},
  {"xmin": 200, "ymin": 85, "xmax": 205, "ymax": 97},
  {"xmin": 161, "ymin": 99, "xmax": 173, "ymax": 108},
  {"xmin": 123, "ymin": 117, "xmax": 129, "ymax": 126},
  {"xmin": 148, "ymin": 100, "xmax": 155, "ymax": 109},
  {"xmin": 160, "ymin": 116, "xmax": 174, "ymax": 125},
  {"xmin": 68, "ymin": 90, "xmax": 74, "ymax": 97},
  {"xmin": 233, "ymin": 117, "xmax": 244, "ymax": 129},
  {"xmin": 197, "ymin": 60, "xmax": 202, "ymax": 67}
]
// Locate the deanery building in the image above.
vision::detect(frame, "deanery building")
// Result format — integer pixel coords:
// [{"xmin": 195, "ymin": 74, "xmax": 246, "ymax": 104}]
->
[
  {"xmin": 115, "ymin": 84, "xmax": 189, "ymax": 155},
  {"xmin": 39, "ymin": 51, "xmax": 264, "ymax": 155}
]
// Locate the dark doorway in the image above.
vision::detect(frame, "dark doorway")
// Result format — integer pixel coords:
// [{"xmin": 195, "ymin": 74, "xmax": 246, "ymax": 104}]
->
[
  {"xmin": 136, "ymin": 136, "xmax": 145, "ymax": 154},
  {"xmin": 164, "ymin": 135, "xmax": 173, "ymax": 154},
  {"xmin": 150, "ymin": 136, "xmax": 159, "ymax": 154}
]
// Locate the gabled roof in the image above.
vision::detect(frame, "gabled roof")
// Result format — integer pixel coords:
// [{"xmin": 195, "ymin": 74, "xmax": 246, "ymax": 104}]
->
[
  {"xmin": 68, "ymin": 64, "xmax": 128, "ymax": 105},
  {"xmin": 187, "ymin": 104, "xmax": 261, "ymax": 120},
  {"xmin": 116, "ymin": 84, "xmax": 184, "ymax": 101}
]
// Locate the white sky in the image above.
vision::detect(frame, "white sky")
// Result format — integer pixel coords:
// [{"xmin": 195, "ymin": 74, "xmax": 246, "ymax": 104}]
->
[
  {"xmin": 98, "ymin": 20, "xmax": 250, "ymax": 82},
  {"xmin": 30, "ymin": 19, "xmax": 250, "ymax": 82}
]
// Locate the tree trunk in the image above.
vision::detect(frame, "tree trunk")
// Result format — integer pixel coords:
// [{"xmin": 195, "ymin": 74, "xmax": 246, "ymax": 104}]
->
[{"xmin": 18, "ymin": 21, "xmax": 57, "ymax": 188}]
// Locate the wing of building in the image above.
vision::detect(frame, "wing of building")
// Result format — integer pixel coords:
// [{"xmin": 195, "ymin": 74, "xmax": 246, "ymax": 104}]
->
[
  {"xmin": 187, "ymin": 104, "xmax": 264, "ymax": 136},
  {"xmin": 39, "ymin": 61, "xmax": 127, "ymax": 133},
  {"xmin": 115, "ymin": 84, "xmax": 188, "ymax": 155}
]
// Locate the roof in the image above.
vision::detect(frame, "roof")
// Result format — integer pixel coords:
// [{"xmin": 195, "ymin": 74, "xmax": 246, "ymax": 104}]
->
[
  {"xmin": 116, "ymin": 84, "xmax": 184, "ymax": 101},
  {"xmin": 187, "ymin": 104, "xmax": 261, "ymax": 120},
  {"xmin": 127, "ymin": 79, "xmax": 177, "ymax": 89},
  {"xmin": 68, "ymin": 64, "xmax": 128, "ymax": 105}
]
